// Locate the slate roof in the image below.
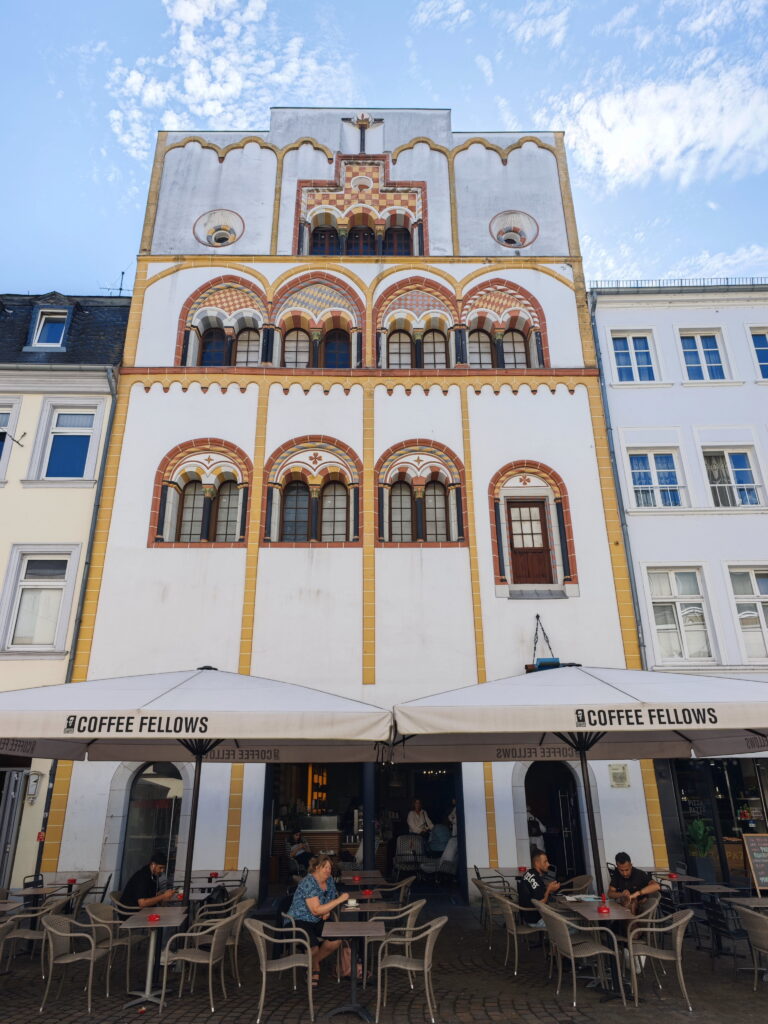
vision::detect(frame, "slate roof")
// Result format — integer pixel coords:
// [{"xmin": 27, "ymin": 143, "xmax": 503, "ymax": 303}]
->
[{"xmin": 0, "ymin": 292, "xmax": 130, "ymax": 366}]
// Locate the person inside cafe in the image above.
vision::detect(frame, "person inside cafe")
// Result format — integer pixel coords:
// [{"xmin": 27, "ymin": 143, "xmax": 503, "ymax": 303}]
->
[
  {"xmin": 287, "ymin": 855, "xmax": 350, "ymax": 987},
  {"xmin": 120, "ymin": 850, "xmax": 176, "ymax": 911},
  {"xmin": 608, "ymin": 851, "xmax": 660, "ymax": 907},
  {"xmin": 518, "ymin": 848, "xmax": 561, "ymax": 927},
  {"xmin": 407, "ymin": 798, "xmax": 433, "ymax": 836},
  {"xmin": 287, "ymin": 829, "xmax": 312, "ymax": 872}
]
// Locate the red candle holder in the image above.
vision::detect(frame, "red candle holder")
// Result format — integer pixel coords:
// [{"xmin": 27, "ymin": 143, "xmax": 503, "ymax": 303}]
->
[
  {"xmin": 518, "ymin": 866, "xmax": 527, "ymax": 873},
  {"xmin": 147, "ymin": 913, "xmax": 160, "ymax": 922},
  {"xmin": 597, "ymin": 904, "xmax": 611, "ymax": 914},
  {"xmin": 177, "ymin": 892, "xmax": 184, "ymax": 900},
  {"xmin": 67, "ymin": 878, "xmax": 77, "ymax": 885},
  {"xmin": 361, "ymin": 889, "xmax": 373, "ymax": 896},
  {"xmin": 353, "ymin": 875, "xmax": 361, "ymax": 882},
  {"xmin": 210, "ymin": 872, "xmax": 219, "ymax": 878},
  {"xmin": 668, "ymin": 872, "xmax": 678, "ymax": 879}
]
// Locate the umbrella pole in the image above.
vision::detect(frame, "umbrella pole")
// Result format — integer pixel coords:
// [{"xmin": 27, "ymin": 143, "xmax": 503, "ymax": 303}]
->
[
  {"xmin": 362, "ymin": 762, "xmax": 376, "ymax": 870},
  {"xmin": 182, "ymin": 753, "xmax": 203, "ymax": 899},
  {"xmin": 577, "ymin": 745, "xmax": 604, "ymax": 896}
]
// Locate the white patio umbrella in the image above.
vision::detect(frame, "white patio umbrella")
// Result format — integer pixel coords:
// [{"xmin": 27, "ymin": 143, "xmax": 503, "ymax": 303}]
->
[
  {"xmin": 0, "ymin": 667, "xmax": 392, "ymax": 894},
  {"xmin": 393, "ymin": 666, "xmax": 768, "ymax": 891}
]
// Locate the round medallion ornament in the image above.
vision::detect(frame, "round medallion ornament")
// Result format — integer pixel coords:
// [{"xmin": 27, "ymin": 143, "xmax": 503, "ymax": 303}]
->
[
  {"xmin": 193, "ymin": 209, "xmax": 245, "ymax": 247},
  {"xmin": 489, "ymin": 210, "xmax": 539, "ymax": 249}
]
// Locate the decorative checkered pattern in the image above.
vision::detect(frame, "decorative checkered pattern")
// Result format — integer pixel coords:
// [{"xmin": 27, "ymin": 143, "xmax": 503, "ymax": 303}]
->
[
  {"xmin": 463, "ymin": 286, "xmax": 540, "ymax": 328},
  {"xmin": 381, "ymin": 289, "xmax": 453, "ymax": 325},
  {"xmin": 187, "ymin": 284, "xmax": 267, "ymax": 322},
  {"xmin": 301, "ymin": 159, "xmax": 423, "ymax": 222},
  {"xmin": 274, "ymin": 282, "xmax": 359, "ymax": 325}
]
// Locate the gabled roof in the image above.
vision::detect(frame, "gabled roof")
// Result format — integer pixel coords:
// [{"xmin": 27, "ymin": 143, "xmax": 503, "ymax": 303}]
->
[{"xmin": 0, "ymin": 293, "xmax": 130, "ymax": 366}]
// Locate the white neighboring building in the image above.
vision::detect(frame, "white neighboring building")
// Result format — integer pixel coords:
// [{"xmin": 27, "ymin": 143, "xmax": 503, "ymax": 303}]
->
[
  {"xmin": 39, "ymin": 109, "xmax": 664, "ymax": 898},
  {"xmin": 592, "ymin": 280, "xmax": 768, "ymax": 883},
  {"xmin": 0, "ymin": 292, "xmax": 129, "ymax": 887}
]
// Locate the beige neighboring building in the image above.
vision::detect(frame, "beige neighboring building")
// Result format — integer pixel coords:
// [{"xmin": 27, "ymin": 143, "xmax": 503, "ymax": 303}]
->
[{"xmin": 0, "ymin": 291, "xmax": 129, "ymax": 886}]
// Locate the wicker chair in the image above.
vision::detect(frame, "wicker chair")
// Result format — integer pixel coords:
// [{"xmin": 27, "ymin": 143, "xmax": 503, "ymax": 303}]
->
[
  {"xmin": 737, "ymin": 906, "xmax": 768, "ymax": 992},
  {"xmin": 159, "ymin": 915, "xmax": 234, "ymax": 1014},
  {"xmin": 393, "ymin": 835, "xmax": 424, "ymax": 879},
  {"xmin": 40, "ymin": 913, "xmax": 110, "ymax": 1014},
  {"xmin": 626, "ymin": 909, "xmax": 694, "ymax": 1010},
  {"xmin": 244, "ymin": 918, "xmax": 315, "ymax": 1024},
  {"xmin": 558, "ymin": 874, "xmax": 594, "ymax": 896},
  {"xmin": 109, "ymin": 889, "xmax": 140, "ymax": 917},
  {"xmin": 70, "ymin": 877, "xmax": 96, "ymax": 919},
  {"xmin": 536, "ymin": 900, "xmax": 626, "ymax": 1008},
  {"xmin": 362, "ymin": 897, "xmax": 426, "ymax": 986},
  {"xmin": 194, "ymin": 885, "xmax": 245, "ymax": 923},
  {"xmin": 86, "ymin": 902, "xmax": 137, "ymax": 991},
  {"xmin": 0, "ymin": 915, "xmax": 20, "ymax": 972},
  {"xmin": 377, "ymin": 875, "xmax": 416, "ymax": 907},
  {"xmin": 487, "ymin": 891, "xmax": 543, "ymax": 976},
  {"xmin": 375, "ymin": 915, "xmax": 447, "ymax": 1024},
  {"xmin": 11, "ymin": 895, "xmax": 69, "ymax": 967}
]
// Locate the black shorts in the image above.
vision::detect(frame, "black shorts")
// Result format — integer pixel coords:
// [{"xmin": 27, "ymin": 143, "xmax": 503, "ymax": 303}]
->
[{"xmin": 292, "ymin": 919, "xmax": 328, "ymax": 947}]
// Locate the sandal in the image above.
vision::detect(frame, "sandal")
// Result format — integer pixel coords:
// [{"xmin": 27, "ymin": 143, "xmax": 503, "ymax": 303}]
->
[{"xmin": 312, "ymin": 970, "xmax": 320, "ymax": 989}]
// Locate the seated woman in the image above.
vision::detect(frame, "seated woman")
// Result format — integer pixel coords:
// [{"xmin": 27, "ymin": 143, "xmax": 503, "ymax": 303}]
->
[{"xmin": 287, "ymin": 855, "xmax": 349, "ymax": 987}]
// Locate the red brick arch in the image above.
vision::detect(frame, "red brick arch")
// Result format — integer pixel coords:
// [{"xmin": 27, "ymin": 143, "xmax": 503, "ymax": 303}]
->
[
  {"xmin": 148, "ymin": 437, "xmax": 253, "ymax": 547},
  {"xmin": 174, "ymin": 275, "xmax": 268, "ymax": 366},
  {"xmin": 461, "ymin": 277, "xmax": 550, "ymax": 367},
  {"xmin": 488, "ymin": 460, "xmax": 577, "ymax": 584},
  {"xmin": 372, "ymin": 276, "xmax": 459, "ymax": 327}
]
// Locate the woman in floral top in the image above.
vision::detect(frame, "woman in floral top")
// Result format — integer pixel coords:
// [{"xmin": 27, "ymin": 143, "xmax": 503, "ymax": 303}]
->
[{"xmin": 287, "ymin": 855, "xmax": 349, "ymax": 986}]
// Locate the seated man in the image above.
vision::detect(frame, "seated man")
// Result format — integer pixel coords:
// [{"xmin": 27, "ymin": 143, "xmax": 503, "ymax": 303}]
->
[
  {"xmin": 607, "ymin": 851, "xmax": 660, "ymax": 908},
  {"xmin": 518, "ymin": 848, "xmax": 561, "ymax": 927},
  {"xmin": 120, "ymin": 850, "xmax": 176, "ymax": 913}
]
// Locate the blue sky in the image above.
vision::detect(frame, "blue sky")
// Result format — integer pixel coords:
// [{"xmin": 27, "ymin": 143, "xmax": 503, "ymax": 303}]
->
[{"xmin": 3, "ymin": 0, "xmax": 767, "ymax": 295}]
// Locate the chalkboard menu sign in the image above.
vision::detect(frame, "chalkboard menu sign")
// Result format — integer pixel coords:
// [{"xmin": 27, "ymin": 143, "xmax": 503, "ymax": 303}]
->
[{"xmin": 743, "ymin": 834, "xmax": 768, "ymax": 892}]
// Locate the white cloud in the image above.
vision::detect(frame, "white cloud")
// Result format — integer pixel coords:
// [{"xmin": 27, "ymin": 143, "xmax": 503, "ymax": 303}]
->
[
  {"xmin": 496, "ymin": 1, "xmax": 571, "ymax": 49},
  {"xmin": 410, "ymin": 0, "xmax": 472, "ymax": 29},
  {"xmin": 475, "ymin": 54, "xmax": 494, "ymax": 85},
  {"xmin": 107, "ymin": 0, "xmax": 357, "ymax": 160},
  {"xmin": 541, "ymin": 65, "xmax": 768, "ymax": 188},
  {"xmin": 706, "ymin": 199, "xmax": 719, "ymax": 209},
  {"xmin": 581, "ymin": 234, "xmax": 647, "ymax": 281},
  {"xmin": 666, "ymin": 243, "xmax": 768, "ymax": 277},
  {"xmin": 666, "ymin": 0, "xmax": 767, "ymax": 38},
  {"xmin": 495, "ymin": 96, "xmax": 519, "ymax": 129},
  {"xmin": 599, "ymin": 4, "xmax": 637, "ymax": 34}
]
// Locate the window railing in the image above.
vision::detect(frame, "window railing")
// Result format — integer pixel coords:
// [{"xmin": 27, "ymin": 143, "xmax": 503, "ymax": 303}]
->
[
  {"xmin": 710, "ymin": 483, "xmax": 763, "ymax": 508},
  {"xmin": 632, "ymin": 485, "xmax": 686, "ymax": 508}
]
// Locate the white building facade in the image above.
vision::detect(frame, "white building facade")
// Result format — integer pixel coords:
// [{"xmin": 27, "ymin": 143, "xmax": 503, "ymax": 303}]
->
[
  {"xmin": 40, "ymin": 109, "xmax": 665, "ymax": 896},
  {"xmin": 592, "ymin": 281, "xmax": 768, "ymax": 883},
  {"xmin": 0, "ymin": 292, "xmax": 128, "ymax": 887}
]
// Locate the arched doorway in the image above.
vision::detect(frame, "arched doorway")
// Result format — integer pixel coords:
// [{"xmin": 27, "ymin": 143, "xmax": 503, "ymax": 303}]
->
[
  {"xmin": 524, "ymin": 762, "xmax": 585, "ymax": 879},
  {"xmin": 120, "ymin": 762, "xmax": 182, "ymax": 886}
]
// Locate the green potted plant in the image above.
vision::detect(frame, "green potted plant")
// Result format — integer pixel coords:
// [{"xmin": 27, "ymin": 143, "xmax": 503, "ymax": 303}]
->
[{"xmin": 687, "ymin": 817, "xmax": 716, "ymax": 881}]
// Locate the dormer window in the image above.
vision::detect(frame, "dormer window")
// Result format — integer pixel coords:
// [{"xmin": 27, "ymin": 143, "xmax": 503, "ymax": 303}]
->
[{"xmin": 33, "ymin": 310, "xmax": 68, "ymax": 347}]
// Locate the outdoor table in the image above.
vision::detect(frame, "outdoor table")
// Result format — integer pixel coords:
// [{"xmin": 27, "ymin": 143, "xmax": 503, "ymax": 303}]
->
[
  {"xmin": 120, "ymin": 906, "xmax": 187, "ymax": 1008},
  {"xmin": 0, "ymin": 900, "xmax": 22, "ymax": 916},
  {"xmin": 725, "ymin": 896, "xmax": 768, "ymax": 910},
  {"xmin": 322, "ymin": 920, "xmax": 385, "ymax": 1022},
  {"xmin": 342, "ymin": 901, "xmax": 393, "ymax": 915},
  {"xmin": 685, "ymin": 884, "xmax": 739, "ymax": 894},
  {"xmin": 10, "ymin": 885, "xmax": 65, "ymax": 899},
  {"xmin": 341, "ymin": 871, "xmax": 384, "ymax": 883},
  {"xmin": 564, "ymin": 899, "xmax": 634, "ymax": 1001},
  {"xmin": 655, "ymin": 872, "xmax": 703, "ymax": 883}
]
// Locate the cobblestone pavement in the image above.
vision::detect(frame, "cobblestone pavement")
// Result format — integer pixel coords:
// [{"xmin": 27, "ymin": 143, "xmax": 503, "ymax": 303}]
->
[{"xmin": 1, "ymin": 899, "xmax": 765, "ymax": 1023}]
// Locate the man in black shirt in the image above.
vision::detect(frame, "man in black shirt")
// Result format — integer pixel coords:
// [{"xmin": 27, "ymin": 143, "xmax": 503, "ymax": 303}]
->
[
  {"xmin": 120, "ymin": 850, "xmax": 176, "ymax": 912},
  {"xmin": 607, "ymin": 851, "xmax": 660, "ymax": 907},
  {"xmin": 518, "ymin": 848, "xmax": 561, "ymax": 926}
]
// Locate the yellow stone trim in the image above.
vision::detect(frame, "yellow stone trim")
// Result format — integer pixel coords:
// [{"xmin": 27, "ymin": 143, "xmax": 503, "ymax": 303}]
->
[
  {"xmin": 451, "ymin": 134, "xmax": 559, "ymax": 162},
  {"xmin": 447, "ymin": 157, "xmax": 460, "ymax": 256},
  {"xmin": 390, "ymin": 137, "xmax": 451, "ymax": 163},
  {"xmin": 40, "ymin": 761, "xmax": 73, "ymax": 873},
  {"xmin": 640, "ymin": 759, "xmax": 670, "ymax": 868},
  {"xmin": 163, "ymin": 134, "xmax": 280, "ymax": 161},
  {"xmin": 139, "ymin": 132, "xmax": 168, "ymax": 255},
  {"xmin": 459, "ymin": 384, "xmax": 496, "ymax": 866},
  {"xmin": 362, "ymin": 387, "xmax": 375, "ymax": 683},
  {"xmin": 456, "ymin": 263, "xmax": 575, "ymax": 294},
  {"xmin": 140, "ymin": 253, "xmax": 579, "ymax": 268},
  {"xmin": 238, "ymin": 382, "xmax": 270, "ymax": 673},
  {"xmin": 224, "ymin": 763, "xmax": 245, "ymax": 870}
]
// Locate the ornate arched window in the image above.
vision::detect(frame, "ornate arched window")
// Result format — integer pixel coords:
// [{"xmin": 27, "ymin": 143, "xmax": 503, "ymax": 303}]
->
[
  {"xmin": 177, "ymin": 481, "xmax": 205, "ymax": 541},
  {"xmin": 263, "ymin": 437, "xmax": 362, "ymax": 545},
  {"xmin": 383, "ymin": 227, "xmax": 411, "ymax": 256},
  {"xmin": 347, "ymin": 226, "xmax": 375, "ymax": 256},
  {"xmin": 281, "ymin": 481, "xmax": 311, "ymax": 541},
  {"xmin": 283, "ymin": 329, "xmax": 311, "ymax": 369},
  {"xmin": 424, "ymin": 481, "xmax": 448, "ymax": 542},
  {"xmin": 322, "ymin": 329, "xmax": 351, "ymax": 369},
  {"xmin": 390, "ymin": 482, "xmax": 415, "ymax": 542},
  {"xmin": 150, "ymin": 441, "xmax": 252, "ymax": 546},
  {"xmin": 320, "ymin": 481, "xmax": 348, "ymax": 541},
  {"xmin": 502, "ymin": 328, "xmax": 529, "ymax": 369},
  {"xmin": 310, "ymin": 226, "xmax": 340, "ymax": 255},
  {"xmin": 388, "ymin": 330, "xmax": 413, "ymax": 369},
  {"xmin": 200, "ymin": 327, "xmax": 229, "ymax": 367},
  {"xmin": 422, "ymin": 330, "xmax": 448, "ymax": 369},
  {"xmin": 234, "ymin": 327, "xmax": 260, "ymax": 367},
  {"xmin": 468, "ymin": 329, "xmax": 494, "ymax": 369}
]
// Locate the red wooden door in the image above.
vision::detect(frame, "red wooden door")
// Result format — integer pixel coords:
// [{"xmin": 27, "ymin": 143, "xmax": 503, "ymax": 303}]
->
[{"xmin": 507, "ymin": 500, "xmax": 553, "ymax": 584}]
